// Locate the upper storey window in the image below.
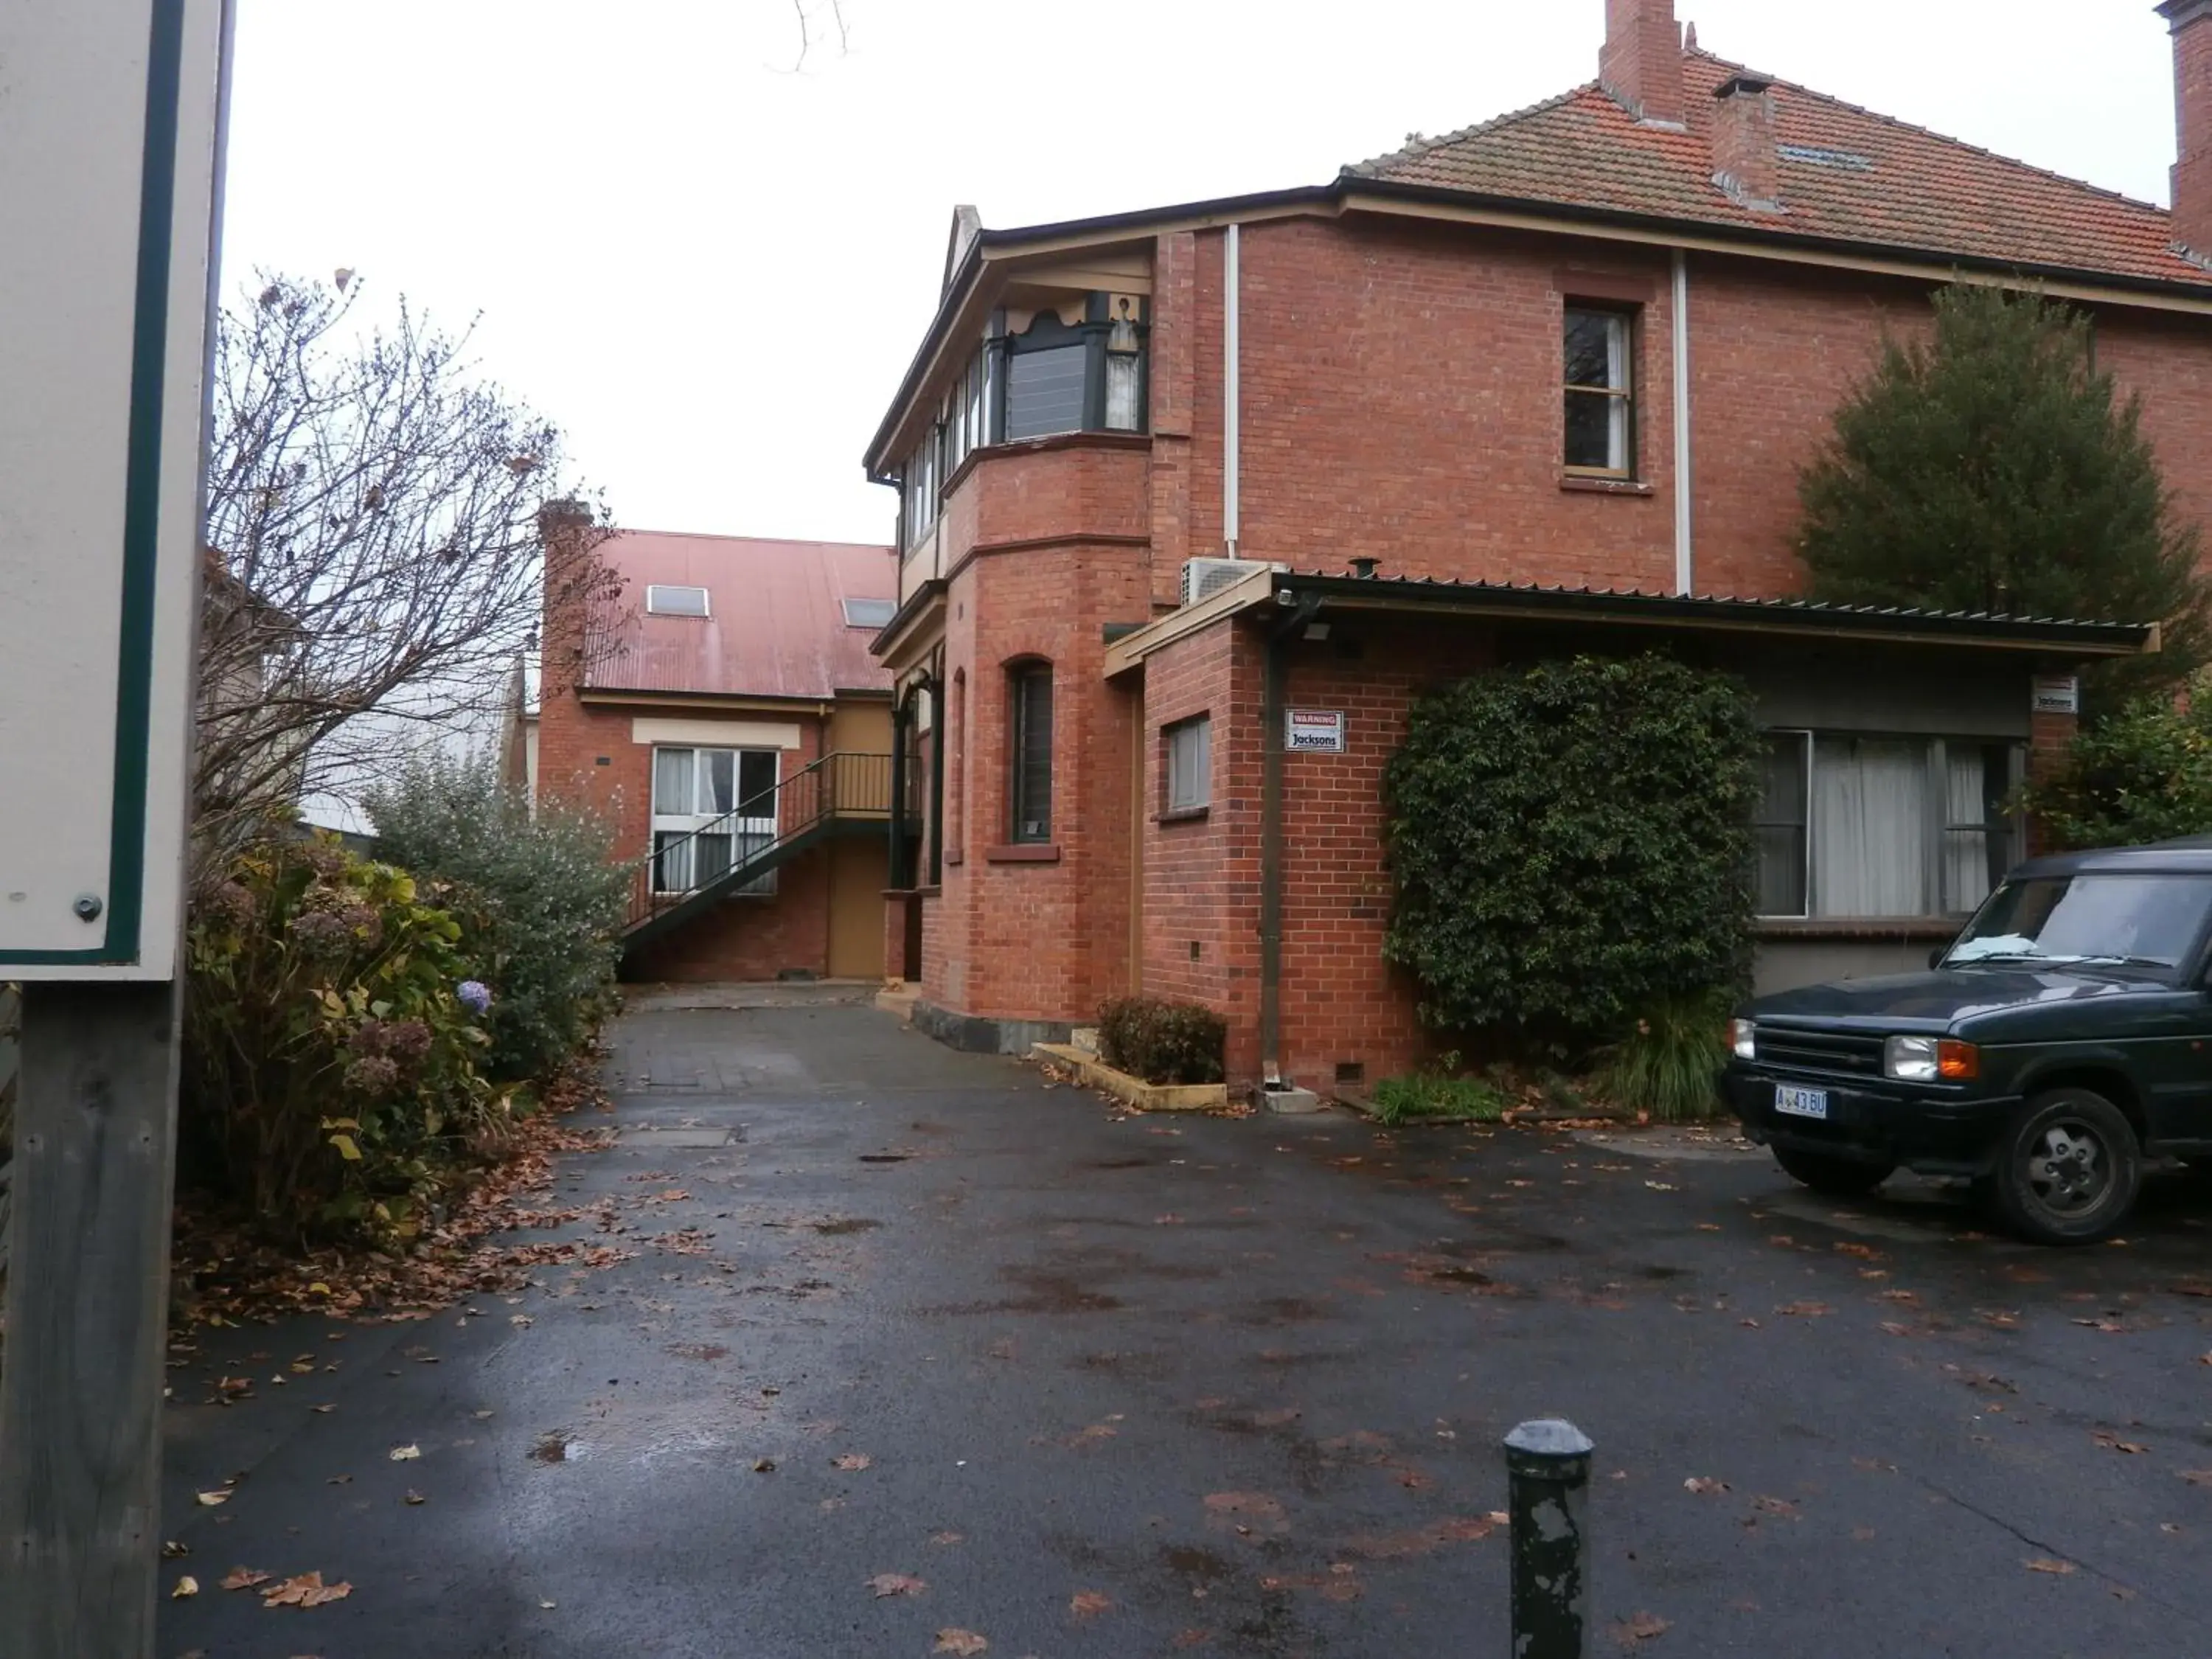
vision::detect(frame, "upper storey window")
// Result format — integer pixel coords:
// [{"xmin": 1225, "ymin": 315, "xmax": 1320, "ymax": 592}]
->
[
  {"xmin": 1563, "ymin": 305, "xmax": 1635, "ymax": 478},
  {"xmin": 897, "ymin": 291, "xmax": 1149, "ymax": 556}
]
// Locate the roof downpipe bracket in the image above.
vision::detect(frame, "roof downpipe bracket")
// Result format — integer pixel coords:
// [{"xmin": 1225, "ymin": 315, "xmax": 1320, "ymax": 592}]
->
[
  {"xmin": 1600, "ymin": 0, "xmax": 1687, "ymax": 129},
  {"xmin": 1711, "ymin": 74, "xmax": 1786, "ymax": 214}
]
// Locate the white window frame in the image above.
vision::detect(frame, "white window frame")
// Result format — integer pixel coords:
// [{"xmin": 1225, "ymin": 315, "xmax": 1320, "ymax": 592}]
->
[
  {"xmin": 1755, "ymin": 728, "xmax": 2027, "ymax": 922},
  {"xmin": 1165, "ymin": 715, "xmax": 1211, "ymax": 814},
  {"xmin": 645, "ymin": 584, "xmax": 711, "ymax": 617},
  {"xmin": 650, "ymin": 745, "xmax": 779, "ymax": 897}
]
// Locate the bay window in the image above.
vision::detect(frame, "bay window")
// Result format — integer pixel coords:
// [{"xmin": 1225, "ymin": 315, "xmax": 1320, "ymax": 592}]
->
[{"xmin": 1756, "ymin": 732, "xmax": 2023, "ymax": 919}]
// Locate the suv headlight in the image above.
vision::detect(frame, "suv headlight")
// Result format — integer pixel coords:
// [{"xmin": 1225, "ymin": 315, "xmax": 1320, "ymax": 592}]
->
[
  {"xmin": 1885, "ymin": 1035, "xmax": 1980, "ymax": 1082},
  {"xmin": 1730, "ymin": 1018, "xmax": 1756, "ymax": 1061}
]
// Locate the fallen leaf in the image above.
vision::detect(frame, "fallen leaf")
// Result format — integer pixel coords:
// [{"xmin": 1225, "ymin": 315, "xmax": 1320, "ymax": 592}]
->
[
  {"xmin": 1613, "ymin": 1610, "xmax": 1670, "ymax": 1642},
  {"xmin": 404, "ymin": 1489, "xmax": 426, "ymax": 1506},
  {"xmin": 1775, "ymin": 1301, "xmax": 1832, "ymax": 1318},
  {"xmin": 930, "ymin": 1531, "xmax": 964, "ymax": 1546},
  {"xmin": 509, "ymin": 1315, "xmax": 534, "ymax": 1329},
  {"xmin": 2093, "ymin": 1430, "xmax": 2149, "ymax": 1455},
  {"xmin": 752, "ymin": 1458, "xmax": 776, "ymax": 1473},
  {"xmin": 2025, "ymin": 1558, "xmax": 2076, "ymax": 1575},
  {"xmin": 867, "ymin": 1573, "xmax": 927, "ymax": 1598},
  {"xmin": 1879, "ymin": 1322, "xmax": 1913, "ymax": 1337},
  {"xmin": 162, "ymin": 1542, "xmax": 191, "ymax": 1559},
  {"xmin": 1070, "ymin": 1590, "xmax": 1112, "ymax": 1618},
  {"xmin": 220, "ymin": 1568, "xmax": 271, "ymax": 1590},
  {"xmin": 832, "ymin": 1453, "xmax": 872, "ymax": 1472},
  {"xmin": 1644, "ymin": 1181, "xmax": 1677, "ymax": 1192},
  {"xmin": 2071, "ymin": 1318, "xmax": 2124, "ymax": 1333},
  {"xmin": 389, "ymin": 1444, "xmax": 421, "ymax": 1461},
  {"xmin": 260, "ymin": 1571, "xmax": 352, "ymax": 1609},
  {"xmin": 310, "ymin": 1404, "xmax": 336, "ymax": 1414},
  {"xmin": 1683, "ymin": 1477, "xmax": 1730, "ymax": 1495},
  {"xmin": 195, "ymin": 1488, "xmax": 232, "ymax": 1507},
  {"xmin": 933, "ymin": 1631, "xmax": 989, "ymax": 1656},
  {"xmin": 2180, "ymin": 1470, "xmax": 2212, "ymax": 1486},
  {"xmin": 1694, "ymin": 1222, "xmax": 1722, "ymax": 1232},
  {"xmin": 172, "ymin": 1576, "xmax": 200, "ymax": 1599},
  {"xmin": 1750, "ymin": 1495, "xmax": 1800, "ymax": 1518}
]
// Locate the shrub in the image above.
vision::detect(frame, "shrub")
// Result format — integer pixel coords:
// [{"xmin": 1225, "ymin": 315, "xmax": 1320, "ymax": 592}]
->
[
  {"xmin": 1593, "ymin": 990, "xmax": 1733, "ymax": 1123},
  {"xmin": 1369, "ymin": 1073, "xmax": 1510, "ymax": 1126},
  {"xmin": 182, "ymin": 837, "xmax": 504, "ymax": 1245},
  {"xmin": 2020, "ymin": 683, "xmax": 2212, "ymax": 850},
  {"xmin": 1382, "ymin": 655, "xmax": 1761, "ymax": 1056},
  {"xmin": 1097, "ymin": 997, "xmax": 1228, "ymax": 1086},
  {"xmin": 365, "ymin": 755, "xmax": 628, "ymax": 1083}
]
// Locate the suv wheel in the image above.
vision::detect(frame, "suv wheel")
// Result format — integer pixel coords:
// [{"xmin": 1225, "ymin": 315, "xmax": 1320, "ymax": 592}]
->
[
  {"xmin": 1773, "ymin": 1144, "xmax": 1896, "ymax": 1197},
  {"xmin": 1990, "ymin": 1089, "xmax": 2141, "ymax": 1245}
]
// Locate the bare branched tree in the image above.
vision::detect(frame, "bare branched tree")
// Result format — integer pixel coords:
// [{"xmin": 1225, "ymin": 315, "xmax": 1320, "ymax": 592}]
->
[
  {"xmin": 197, "ymin": 272, "xmax": 616, "ymax": 886},
  {"xmin": 788, "ymin": 0, "xmax": 848, "ymax": 67}
]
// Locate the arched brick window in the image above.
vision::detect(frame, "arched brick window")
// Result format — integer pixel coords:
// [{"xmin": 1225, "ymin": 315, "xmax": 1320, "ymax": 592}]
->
[{"xmin": 1007, "ymin": 660, "xmax": 1054, "ymax": 844}]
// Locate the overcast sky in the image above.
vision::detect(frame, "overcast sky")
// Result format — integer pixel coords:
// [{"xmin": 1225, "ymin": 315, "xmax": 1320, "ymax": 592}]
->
[{"xmin": 222, "ymin": 1, "xmax": 2184, "ymax": 549}]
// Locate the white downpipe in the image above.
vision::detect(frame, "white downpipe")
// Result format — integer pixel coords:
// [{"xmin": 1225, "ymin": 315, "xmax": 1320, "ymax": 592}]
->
[
  {"xmin": 1224, "ymin": 223, "xmax": 1241, "ymax": 557},
  {"xmin": 1672, "ymin": 248, "xmax": 1694, "ymax": 596}
]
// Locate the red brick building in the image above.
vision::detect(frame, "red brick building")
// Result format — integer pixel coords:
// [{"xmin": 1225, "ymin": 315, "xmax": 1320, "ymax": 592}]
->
[
  {"xmin": 534, "ymin": 528, "xmax": 902, "ymax": 984},
  {"xmin": 866, "ymin": 0, "xmax": 2198, "ymax": 1091}
]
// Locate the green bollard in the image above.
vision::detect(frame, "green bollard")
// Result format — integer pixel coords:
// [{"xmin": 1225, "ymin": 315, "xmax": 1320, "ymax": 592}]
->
[{"xmin": 1503, "ymin": 1418, "xmax": 1593, "ymax": 1658}]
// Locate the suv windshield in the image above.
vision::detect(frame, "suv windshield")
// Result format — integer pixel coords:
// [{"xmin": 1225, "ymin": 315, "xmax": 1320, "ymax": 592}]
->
[{"xmin": 1946, "ymin": 873, "xmax": 2212, "ymax": 973}]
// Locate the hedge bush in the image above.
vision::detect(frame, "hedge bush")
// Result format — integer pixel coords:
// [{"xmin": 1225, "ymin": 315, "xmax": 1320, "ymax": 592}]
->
[
  {"xmin": 1382, "ymin": 655, "xmax": 1762, "ymax": 1055},
  {"xmin": 2020, "ymin": 682, "xmax": 2212, "ymax": 850},
  {"xmin": 182, "ymin": 838, "xmax": 505, "ymax": 1245},
  {"xmin": 365, "ymin": 755, "xmax": 628, "ymax": 1083},
  {"xmin": 1097, "ymin": 997, "xmax": 1228, "ymax": 1086}
]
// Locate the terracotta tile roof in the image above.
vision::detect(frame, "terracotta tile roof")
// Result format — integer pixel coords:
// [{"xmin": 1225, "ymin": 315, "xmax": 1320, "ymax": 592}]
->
[
  {"xmin": 585, "ymin": 531, "xmax": 897, "ymax": 700},
  {"xmin": 1346, "ymin": 50, "xmax": 2212, "ymax": 291}
]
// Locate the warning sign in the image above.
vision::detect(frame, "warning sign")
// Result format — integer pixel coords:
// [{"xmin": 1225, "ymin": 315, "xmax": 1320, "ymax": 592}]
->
[{"xmin": 1286, "ymin": 709, "xmax": 1347, "ymax": 754}]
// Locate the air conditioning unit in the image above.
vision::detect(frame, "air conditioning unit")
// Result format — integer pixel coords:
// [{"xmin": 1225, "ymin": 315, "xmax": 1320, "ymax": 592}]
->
[{"xmin": 1181, "ymin": 557, "xmax": 1251, "ymax": 608}]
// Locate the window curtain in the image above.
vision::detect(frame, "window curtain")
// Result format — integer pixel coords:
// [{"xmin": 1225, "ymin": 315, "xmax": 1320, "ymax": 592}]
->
[
  {"xmin": 1812, "ymin": 738, "xmax": 1927, "ymax": 917},
  {"xmin": 1943, "ymin": 748, "xmax": 1992, "ymax": 914}
]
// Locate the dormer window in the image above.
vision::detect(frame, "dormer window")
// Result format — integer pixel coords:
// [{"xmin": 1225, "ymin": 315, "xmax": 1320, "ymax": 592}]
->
[{"xmin": 645, "ymin": 584, "xmax": 711, "ymax": 617}]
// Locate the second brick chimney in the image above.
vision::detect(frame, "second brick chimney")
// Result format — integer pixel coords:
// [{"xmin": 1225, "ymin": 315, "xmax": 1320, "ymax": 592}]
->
[
  {"xmin": 1711, "ymin": 74, "xmax": 1784, "ymax": 213},
  {"xmin": 1600, "ymin": 0, "xmax": 1686, "ymax": 128},
  {"xmin": 2162, "ymin": 0, "xmax": 2212, "ymax": 259}
]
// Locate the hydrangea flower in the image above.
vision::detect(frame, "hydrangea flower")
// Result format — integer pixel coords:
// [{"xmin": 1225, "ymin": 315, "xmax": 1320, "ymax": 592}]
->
[{"xmin": 456, "ymin": 979, "xmax": 493, "ymax": 1014}]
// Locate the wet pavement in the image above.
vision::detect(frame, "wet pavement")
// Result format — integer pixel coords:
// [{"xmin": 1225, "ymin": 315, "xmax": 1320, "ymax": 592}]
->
[{"xmin": 159, "ymin": 998, "xmax": 2212, "ymax": 1658}]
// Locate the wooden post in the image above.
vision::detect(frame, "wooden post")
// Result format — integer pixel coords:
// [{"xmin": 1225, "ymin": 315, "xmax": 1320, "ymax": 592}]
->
[{"xmin": 0, "ymin": 981, "xmax": 185, "ymax": 1658}]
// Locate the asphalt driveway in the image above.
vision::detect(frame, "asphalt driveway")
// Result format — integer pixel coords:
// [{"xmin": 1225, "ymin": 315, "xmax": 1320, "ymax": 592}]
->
[{"xmin": 158, "ymin": 994, "xmax": 2212, "ymax": 1658}]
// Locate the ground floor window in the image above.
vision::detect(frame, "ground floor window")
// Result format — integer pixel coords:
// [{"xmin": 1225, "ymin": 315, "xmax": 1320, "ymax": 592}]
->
[
  {"xmin": 1009, "ymin": 663, "xmax": 1054, "ymax": 843},
  {"xmin": 1756, "ymin": 731, "xmax": 2023, "ymax": 919},
  {"xmin": 1165, "ymin": 715, "xmax": 1211, "ymax": 813},
  {"xmin": 651, "ymin": 745, "xmax": 779, "ymax": 896}
]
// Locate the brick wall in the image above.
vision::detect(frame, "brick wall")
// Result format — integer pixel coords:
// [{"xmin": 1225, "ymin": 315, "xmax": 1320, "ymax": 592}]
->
[
  {"xmin": 890, "ymin": 205, "xmax": 2212, "ymax": 1062},
  {"xmin": 625, "ymin": 842, "xmax": 835, "ymax": 983}
]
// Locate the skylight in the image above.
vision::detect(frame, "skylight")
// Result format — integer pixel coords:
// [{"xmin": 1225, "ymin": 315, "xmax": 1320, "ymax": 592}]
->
[
  {"xmin": 645, "ymin": 584, "xmax": 711, "ymax": 617},
  {"xmin": 1778, "ymin": 145, "xmax": 1874, "ymax": 172},
  {"xmin": 843, "ymin": 597, "xmax": 897, "ymax": 629}
]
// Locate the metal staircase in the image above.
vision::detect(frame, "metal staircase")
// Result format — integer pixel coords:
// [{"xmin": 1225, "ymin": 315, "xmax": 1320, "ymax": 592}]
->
[{"xmin": 620, "ymin": 751, "xmax": 913, "ymax": 958}]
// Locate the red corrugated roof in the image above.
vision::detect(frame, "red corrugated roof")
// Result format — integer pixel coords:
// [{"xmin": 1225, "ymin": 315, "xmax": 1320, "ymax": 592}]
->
[
  {"xmin": 584, "ymin": 531, "xmax": 897, "ymax": 700},
  {"xmin": 1348, "ymin": 51, "xmax": 2212, "ymax": 291}
]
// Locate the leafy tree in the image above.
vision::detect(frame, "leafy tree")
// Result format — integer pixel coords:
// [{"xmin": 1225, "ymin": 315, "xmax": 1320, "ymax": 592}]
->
[
  {"xmin": 2020, "ymin": 677, "xmax": 2212, "ymax": 849},
  {"xmin": 1797, "ymin": 283, "xmax": 2205, "ymax": 706},
  {"xmin": 1382, "ymin": 655, "xmax": 1762, "ymax": 1056}
]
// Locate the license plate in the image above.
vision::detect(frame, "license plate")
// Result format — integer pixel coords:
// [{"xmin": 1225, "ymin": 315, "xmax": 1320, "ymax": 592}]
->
[{"xmin": 1775, "ymin": 1084, "xmax": 1829, "ymax": 1121}]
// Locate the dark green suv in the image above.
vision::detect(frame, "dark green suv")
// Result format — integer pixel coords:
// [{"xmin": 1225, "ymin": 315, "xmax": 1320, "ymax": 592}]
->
[{"xmin": 1725, "ymin": 839, "xmax": 2212, "ymax": 1245}]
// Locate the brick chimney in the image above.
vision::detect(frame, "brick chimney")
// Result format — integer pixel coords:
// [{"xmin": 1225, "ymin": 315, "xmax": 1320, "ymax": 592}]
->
[
  {"xmin": 1601, "ymin": 0, "xmax": 1686, "ymax": 128},
  {"xmin": 2161, "ymin": 0, "xmax": 2212, "ymax": 258},
  {"xmin": 1711, "ymin": 74, "xmax": 1783, "ymax": 213}
]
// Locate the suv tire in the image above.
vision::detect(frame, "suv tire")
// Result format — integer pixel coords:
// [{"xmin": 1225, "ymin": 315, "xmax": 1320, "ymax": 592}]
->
[
  {"xmin": 1773, "ymin": 1144, "xmax": 1896, "ymax": 1197},
  {"xmin": 1989, "ymin": 1089, "xmax": 2141, "ymax": 1245}
]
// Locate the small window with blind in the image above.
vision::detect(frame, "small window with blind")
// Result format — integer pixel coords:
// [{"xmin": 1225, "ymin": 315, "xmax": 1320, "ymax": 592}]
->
[
  {"xmin": 1563, "ymin": 305, "xmax": 1635, "ymax": 477},
  {"xmin": 1008, "ymin": 662, "xmax": 1054, "ymax": 844},
  {"xmin": 1164, "ymin": 716, "xmax": 1211, "ymax": 817}
]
